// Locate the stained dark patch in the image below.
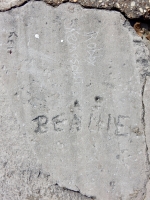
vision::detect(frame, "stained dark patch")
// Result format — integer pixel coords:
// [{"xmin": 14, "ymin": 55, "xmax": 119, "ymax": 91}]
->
[
  {"xmin": 8, "ymin": 49, "xmax": 12, "ymax": 54},
  {"xmin": 110, "ymin": 181, "xmax": 115, "ymax": 189},
  {"xmin": 74, "ymin": 100, "xmax": 79, "ymax": 107},
  {"xmin": 94, "ymin": 96, "xmax": 103, "ymax": 102}
]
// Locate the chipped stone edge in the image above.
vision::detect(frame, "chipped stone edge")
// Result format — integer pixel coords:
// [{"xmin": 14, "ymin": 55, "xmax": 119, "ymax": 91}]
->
[
  {"xmin": 120, "ymin": 16, "xmax": 150, "ymax": 199},
  {"xmin": 0, "ymin": 0, "xmax": 150, "ymax": 20},
  {"xmin": 55, "ymin": 183, "xmax": 96, "ymax": 200},
  {"xmin": 1, "ymin": 159, "xmax": 97, "ymax": 199},
  {"xmin": 0, "ymin": 0, "xmax": 28, "ymax": 11}
]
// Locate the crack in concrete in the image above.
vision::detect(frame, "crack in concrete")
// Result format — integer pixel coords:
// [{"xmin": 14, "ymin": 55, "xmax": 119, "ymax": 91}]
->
[
  {"xmin": 54, "ymin": 183, "xmax": 96, "ymax": 199},
  {"xmin": 141, "ymin": 75, "xmax": 150, "ymax": 200},
  {"xmin": 0, "ymin": 0, "xmax": 150, "ymax": 20},
  {"xmin": 142, "ymin": 76, "xmax": 146, "ymax": 131}
]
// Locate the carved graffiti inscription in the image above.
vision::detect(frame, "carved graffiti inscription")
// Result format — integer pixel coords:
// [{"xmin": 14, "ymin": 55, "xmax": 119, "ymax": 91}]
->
[{"xmin": 32, "ymin": 115, "xmax": 48, "ymax": 133}]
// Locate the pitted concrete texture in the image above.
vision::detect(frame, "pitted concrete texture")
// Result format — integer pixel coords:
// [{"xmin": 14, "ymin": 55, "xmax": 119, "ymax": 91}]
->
[
  {"xmin": 0, "ymin": 0, "xmax": 150, "ymax": 19},
  {"xmin": 0, "ymin": 1, "xmax": 150, "ymax": 200}
]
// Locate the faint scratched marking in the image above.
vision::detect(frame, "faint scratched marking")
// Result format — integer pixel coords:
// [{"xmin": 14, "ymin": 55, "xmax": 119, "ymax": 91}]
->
[
  {"xmin": 83, "ymin": 31, "xmax": 100, "ymax": 66},
  {"xmin": 70, "ymin": 114, "xmax": 81, "ymax": 132},
  {"xmin": 7, "ymin": 31, "xmax": 18, "ymax": 54},
  {"xmin": 32, "ymin": 115, "xmax": 48, "ymax": 133},
  {"xmin": 107, "ymin": 114, "xmax": 111, "ymax": 131},
  {"xmin": 64, "ymin": 18, "xmax": 83, "ymax": 84},
  {"xmin": 52, "ymin": 113, "xmax": 67, "ymax": 131},
  {"xmin": 28, "ymin": 48, "xmax": 56, "ymax": 62},
  {"xmin": 114, "ymin": 115, "xmax": 130, "ymax": 136},
  {"xmin": 83, "ymin": 31, "xmax": 98, "ymax": 42},
  {"xmin": 88, "ymin": 107, "xmax": 101, "ymax": 132},
  {"xmin": 8, "ymin": 32, "xmax": 18, "ymax": 38}
]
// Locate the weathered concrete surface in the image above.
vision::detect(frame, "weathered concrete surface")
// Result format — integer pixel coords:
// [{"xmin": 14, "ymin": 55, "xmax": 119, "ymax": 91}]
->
[
  {"xmin": 0, "ymin": 1, "xmax": 150, "ymax": 200},
  {"xmin": 0, "ymin": 0, "xmax": 150, "ymax": 19}
]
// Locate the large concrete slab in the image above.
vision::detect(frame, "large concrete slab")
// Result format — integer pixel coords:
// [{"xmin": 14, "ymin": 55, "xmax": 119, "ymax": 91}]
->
[{"xmin": 0, "ymin": 1, "xmax": 150, "ymax": 200}]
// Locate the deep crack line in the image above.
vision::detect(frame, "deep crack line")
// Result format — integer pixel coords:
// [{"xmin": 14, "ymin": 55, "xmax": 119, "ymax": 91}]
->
[
  {"xmin": 142, "ymin": 75, "xmax": 150, "ymax": 168},
  {"xmin": 142, "ymin": 76, "xmax": 146, "ymax": 130},
  {"xmin": 0, "ymin": 0, "xmax": 150, "ymax": 21},
  {"xmin": 54, "ymin": 183, "xmax": 96, "ymax": 199},
  {"xmin": 142, "ymin": 75, "xmax": 150, "ymax": 199}
]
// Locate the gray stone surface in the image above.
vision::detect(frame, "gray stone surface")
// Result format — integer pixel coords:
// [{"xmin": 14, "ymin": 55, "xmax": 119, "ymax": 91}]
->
[{"xmin": 0, "ymin": 1, "xmax": 150, "ymax": 200}]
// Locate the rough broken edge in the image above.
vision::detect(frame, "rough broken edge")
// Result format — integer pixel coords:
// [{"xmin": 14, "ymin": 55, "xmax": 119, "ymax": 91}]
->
[{"xmin": 0, "ymin": 0, "xmax": 150, "ymax": 20}]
